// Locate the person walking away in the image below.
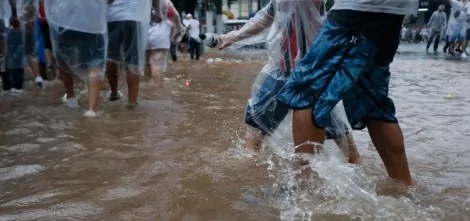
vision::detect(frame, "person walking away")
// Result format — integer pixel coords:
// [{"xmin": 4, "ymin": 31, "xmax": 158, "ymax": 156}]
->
[
  {"xmin": 458, "ymin": 0, "xmax": 470, "ymax": 57},
  {"xmin": 426, "ymin": 5, "xmax": 447, "ymax": 53},
  {"xmin": 217, "ymin": 0, "xmax": 361, "ymax": 163},
  {"xmin": 38, "ymin": 0, "xmax": 56, "ymax": 80},
  {"xmin": 185, "ymin": 14, "xmax": 201, "ymax": 60},
  {"xmin": 35, "ymin": 17, "xmax": 48, "ymax": 81},
  {"xmin": 105, "ymin": 0, "xmax": 151, "ymax": 105},
  {"xmin": 0, "ymin": 1, "xmax": 12, "ymax": 94},
  {"xmin": 16, "ymin": 0, "xmax": 43, "ymax": 88},
  {"xmin": 44, "ymin": 0, "xmax": 110, "ymax": 116},
  {"xmin": 5, "ymin": 18, "xmax": 25, "ymax": 95},
  {"xmin": 1, "ymin": 0, "xmax": 38, "ymax": 95},
  {"xmin": 276, "ymin": 0, "xmax": 419, "ymax": 185},
  {"xmin": 146, "ymin": 6, "xmax": 176, "ymax": 87},
  {"xmin": 170, "ymin": 41, "xmax": 178, "ymax": 62},
  {"xmin": 446, "ymin": 0, "xmax": 469, "ymax": 56}
]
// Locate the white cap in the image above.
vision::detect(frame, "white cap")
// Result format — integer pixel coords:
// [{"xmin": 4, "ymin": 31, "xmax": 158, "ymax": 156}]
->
[{"xmin": 186, "ymin": 13, "xmax": 192, "ymax": 18}]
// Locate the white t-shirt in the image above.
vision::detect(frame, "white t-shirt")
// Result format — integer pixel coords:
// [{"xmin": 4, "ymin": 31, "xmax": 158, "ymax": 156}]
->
[
  {"xmin": 108, "ymin": 0, "xmax": 151, "ymax": 22},
  {"xmin": 185, "ymin": 19, "xmax": 201, "ymax": 42},
  {"xmin": 44, "ymin": 0, "xmax": 107, "ymax": 34},
  {"xmin": 147, "ymin": 20, "xmax": 173, "ymax": 49},
  {"xmin": 331, "ymin": 0, "xmax": 419, "ymax": 15}
]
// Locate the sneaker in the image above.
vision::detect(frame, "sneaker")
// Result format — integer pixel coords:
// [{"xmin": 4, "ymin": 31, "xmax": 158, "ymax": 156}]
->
[
  {"xmin": 10, "ymin": 88, "xmax": 23, "ymax": 96},
  {"xmin": 462, "ymin": 51, "xmax": 469, "ymax": 58},
  {"xmin": 106, "ymin": 90, "xmax": 123, "ymax": 101},
  {"xmin": 35, "ymin": 76, "xmax": 44, "ymax": 88},
  {"xmin": 83, "ymin": 110, "xmax": 98, "ymax": 117},
  {"xmin": 61, "ymin": 94, "xmax": 79, "ymax": 108}
]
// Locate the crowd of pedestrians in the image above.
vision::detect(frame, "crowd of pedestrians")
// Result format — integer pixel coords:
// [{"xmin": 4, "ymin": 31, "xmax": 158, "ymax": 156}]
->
[{"xmin": 0, "ymin": 0, "xmax": 190, "ymax": 117}]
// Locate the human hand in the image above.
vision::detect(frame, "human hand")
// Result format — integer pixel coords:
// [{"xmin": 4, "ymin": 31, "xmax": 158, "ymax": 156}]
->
[
  {"xmin": 218, "ymin": 35, "xmax": 236, "ymax": 50},
  {"xmin": 10, "ymin": 16, "xmax": 20, "ymax": 29}
]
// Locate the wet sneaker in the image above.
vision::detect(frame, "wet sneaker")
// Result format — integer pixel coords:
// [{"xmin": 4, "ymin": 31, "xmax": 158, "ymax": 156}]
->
[
  {"xmin": 35, "ymin": 76, "xmax": 44, "ymax": 88},
  {"xmin": 83, "ymin": 110, "xmax": 98, "ymax": 117},
  {"xmin": 10, "ymin": 88, "xmax": 23, "ymax": 96},
  {"xmin": 106, "ymin": 90, "xmax": 123, "ymax": 101},
  {"xmin": 61, "ymin": 94, "xmax": 79, "ymax": 108}
]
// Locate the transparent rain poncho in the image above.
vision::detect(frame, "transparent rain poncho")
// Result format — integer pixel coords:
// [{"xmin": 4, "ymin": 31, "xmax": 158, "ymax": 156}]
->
[
  {"xmin": 146, "ymin": 0, "xmax": 181, "ymax": 71},
  {"xmin": 151, "ymin": 0, "xmax": 185, "ymax": 39},
  {"xmin": 16, "ymin": 0, "xmax": 39, "ymax": 23},
  {"xmin": 221, "ymin": 0, "xmax": 353, "ymax": 153},
  {"xmin": 2, "ymin": 0, "xmax": 38, "ymax": 69},
  {"xmin": 0, "ymin": 2, "xmax": 8, "ymax": 71},
  {"xmin": 107, "ymin": 0, "xmax": 151, "ymax": 75},
  {"xmin": 44, "ymin": 0, "xmax": 108, "ymax": 80}
]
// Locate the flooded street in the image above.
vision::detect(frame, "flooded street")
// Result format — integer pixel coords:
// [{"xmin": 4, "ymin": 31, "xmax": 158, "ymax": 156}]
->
[{"xmin": 0, "ymin": 51, "xmax": 469, "ymax": 221}]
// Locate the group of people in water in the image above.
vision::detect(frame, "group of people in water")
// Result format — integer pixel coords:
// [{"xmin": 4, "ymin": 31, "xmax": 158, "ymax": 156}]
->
[
  {"xmin": 424, "ymin": 0, "xmax": 470, "ymax": 57},
  {"xmin": 1, "ymin": 0, "xmax": 419, "ymax": 186},
  {"xmin": 0, "ymin": 0, "xmax": 185, "ymax": 116}
]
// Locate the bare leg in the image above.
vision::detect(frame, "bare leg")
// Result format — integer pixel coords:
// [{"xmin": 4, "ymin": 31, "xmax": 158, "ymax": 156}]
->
[
  {"xmin": 28, "ymin": 56, "xmax": 40, "ymax": 77},
  {"xmin": 144, "ymin": 51, "xmax": 151, "ymax": 81},
  {"xmin": 462, "ymin": 40, "xmax": 468, "ymax": 53},
  {"xmin": 148, "ymin": 50, "xmax": 166, "ymax": 87},
  {"xmin": 87, "ymin": 69, "xmax": 103, "ymax": 113},
  {"xmin": 126, "ymin": 68, "xmax": 140, "ymax": 105},
  {"xmin": 292, "ymin": 108, "xmax": 325, "ymax": 153},
  {"xmin": 245, "ymin": 126, "xmax": 264, "ymax": 152},
  {"xmin": 106, "ymin": 61, "xmax": 119, "ymax": 98},
  {"xmin": 449, "ymin": 43, "xmax": 455, "ymax": 55},
  {"xmin": 59, "ymin": 68, "xmax": 75, "ymax": 98},
  {"xmin": 334, "ymin": 133, "xmax": 361, "ymax": 164},
  {"xmin": 367, "ymin": 120, "xmax": 413, "ymax": 185}
]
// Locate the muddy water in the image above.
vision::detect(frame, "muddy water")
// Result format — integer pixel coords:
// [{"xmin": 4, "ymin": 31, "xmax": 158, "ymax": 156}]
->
[{"xmin": 0, "ymin": 54, "xmax": 469, "ymax": 221}]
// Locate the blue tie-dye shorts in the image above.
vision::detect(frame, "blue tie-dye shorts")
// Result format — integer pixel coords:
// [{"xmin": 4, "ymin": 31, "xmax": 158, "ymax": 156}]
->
[
  {"xmin": 277, "ymin": 12, "xmax": 401, "ymax": 130},
  {"xmin": 245, "ymin": 68, "xmax": 349, "ymax": 139}
]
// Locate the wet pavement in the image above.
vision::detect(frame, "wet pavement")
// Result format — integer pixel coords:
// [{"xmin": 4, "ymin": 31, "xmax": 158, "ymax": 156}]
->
[{"xmin": 0, "ymin": 48, "xmax": 470, "ymax": 221}]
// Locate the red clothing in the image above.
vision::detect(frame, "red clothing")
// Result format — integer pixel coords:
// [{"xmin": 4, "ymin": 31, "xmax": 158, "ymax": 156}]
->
[
  {"xmin": 39, "ymin": 1, "xmax": 47, "ymax": 23},
  {"xmin": 280, "ymin": 1, "xmax": 322, "ymax": 73},
  {"xmin": 165, "ymin": 0, "xmax": 176, "ymax": 19}
]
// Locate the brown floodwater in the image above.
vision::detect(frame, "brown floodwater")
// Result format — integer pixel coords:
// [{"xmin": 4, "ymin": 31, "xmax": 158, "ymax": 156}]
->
[{"xmin": 0, "ymin": 52, "xmax": 469, "ymax": 221}]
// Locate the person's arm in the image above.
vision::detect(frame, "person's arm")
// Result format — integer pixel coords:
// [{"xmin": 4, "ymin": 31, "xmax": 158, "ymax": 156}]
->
[
  {"xmin": 151, "ymin": 0, "xmax": 162, "ymax": 22},
  {"xmin": 428, "ymin": 12, "xmax": 435, "ymax": 27},
  {"xmin": 165, "ymin": 0, "xmax": 184, "ymax": 34},
  {"xmin": 9, "ymin": 0, "xmax": 17, "ymax": 17},
  {"xmin": 219, "ymin": 1, "xmax": 274, "ymax": 49},
  {"xmin": 8, "ymin": 0, "xmax": 20, "ymax": 28}
]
